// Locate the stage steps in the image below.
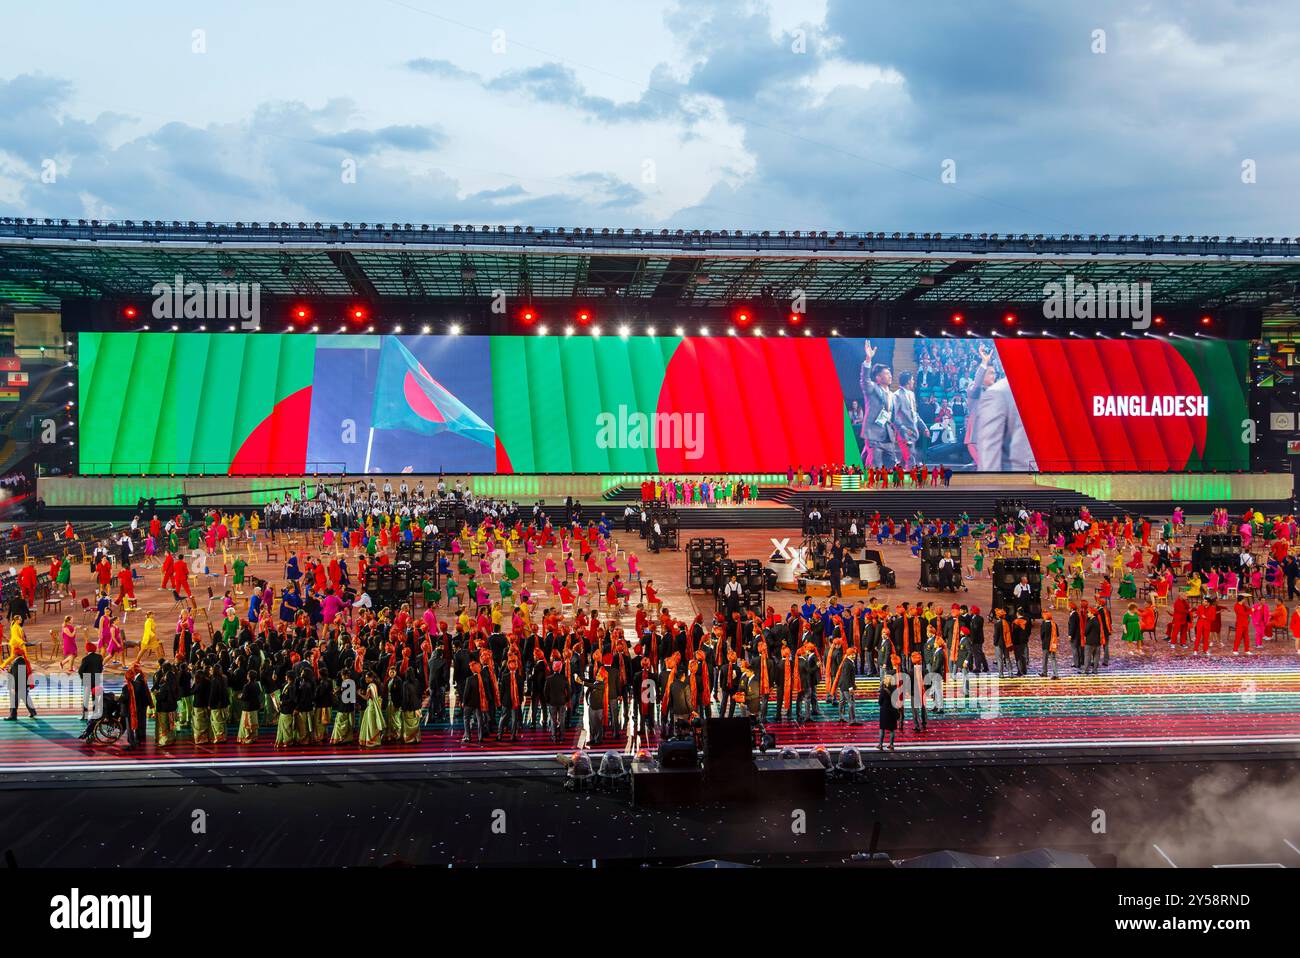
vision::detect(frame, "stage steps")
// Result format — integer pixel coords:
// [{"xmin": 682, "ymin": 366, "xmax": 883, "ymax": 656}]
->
[
  {"xmin": 575, "ymin": 504, "xmax": 801, "ymax": 529},
  {"xmin": 782, "ymin": 487, "xmax": 1125, "ymax": 521}
]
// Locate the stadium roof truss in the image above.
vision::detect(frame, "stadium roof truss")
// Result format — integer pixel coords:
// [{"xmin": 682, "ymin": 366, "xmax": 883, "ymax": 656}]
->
[{"xmin": 2, "ymin": 221, "xmax": 1300, "ymax": 310}]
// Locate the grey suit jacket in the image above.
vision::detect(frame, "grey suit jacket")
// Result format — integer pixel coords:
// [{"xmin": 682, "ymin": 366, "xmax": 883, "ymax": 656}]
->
[{"xmin": 970, "ymin": 378, "xmax": 1036, "ymax": 471}]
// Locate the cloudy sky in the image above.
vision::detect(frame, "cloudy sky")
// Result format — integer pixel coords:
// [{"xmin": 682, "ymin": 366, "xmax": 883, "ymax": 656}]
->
[{"xmin": 1, "ymin": 0, "xmax": 1297, "ymax": 233}]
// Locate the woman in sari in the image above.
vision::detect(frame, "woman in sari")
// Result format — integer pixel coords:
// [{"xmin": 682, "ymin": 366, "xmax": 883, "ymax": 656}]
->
[
  {"xmin": 273, "ymin": 676, "xmax": 296, "ymax": 748},
  {"xmin": 358, "ymin": 670, "xmax": 385, "ymax": 748}
]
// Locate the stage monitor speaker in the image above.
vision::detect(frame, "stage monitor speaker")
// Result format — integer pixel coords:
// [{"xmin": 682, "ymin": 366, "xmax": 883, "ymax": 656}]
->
[
  {"xmin": 658, "ymin": 738, "xmax": 699, "ymax": 769},
  {"xmin": 704, "ymin": 717, "xmax": 753, "ymax": 766}
]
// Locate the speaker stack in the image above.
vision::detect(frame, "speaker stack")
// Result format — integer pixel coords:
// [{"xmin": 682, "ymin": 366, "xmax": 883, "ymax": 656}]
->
[
  {"xmin": 687, "ymin": 537, "xmax": 728, "ymax": 592},
  {"xmin": 715, "ymin": 557, "xmax": 765, "ymax": 612},
  {"xmin": 1048, "ymin": 506, "xmax": 1081, "ymax": 543},
  {"xmin": 991, "ymin": 557, "xmax": 1042, "ymax": 619},
  {"xmin": 1191, "ymin": 533, "xmax": 1243, "ymax": 574},
  {"xmin": 802, "ymin": 498, "xmax": 830, "ymax": 535},
  {"xmin": 831, "ymin": 510, "xmax": 866, "ymax": 549},
  {"xmin": 994, "ymin": 498, "xmax": 1026, "ymax": 525},
  {"xmin": 918, "ymin": 535, "xmax": 963, "ymax": 591},
  {"xmin": 641, "ymin": 508, "xmax": 680, "ymax": 551}
]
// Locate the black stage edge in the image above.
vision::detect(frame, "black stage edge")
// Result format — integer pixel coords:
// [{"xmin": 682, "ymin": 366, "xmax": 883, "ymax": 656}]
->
[{"xmin": 3, "ymin": 748, "xmax": 1298, "ymax": 871}]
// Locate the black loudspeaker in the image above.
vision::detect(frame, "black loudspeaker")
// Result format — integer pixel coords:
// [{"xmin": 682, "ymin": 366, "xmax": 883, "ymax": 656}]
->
[
  {"xmin": 703, "ymin": 717, "xmax": 753, "ymax": 766},
  {"xmin": 657, "ymin": 738, "xmax": 699, "ymax": 769}
]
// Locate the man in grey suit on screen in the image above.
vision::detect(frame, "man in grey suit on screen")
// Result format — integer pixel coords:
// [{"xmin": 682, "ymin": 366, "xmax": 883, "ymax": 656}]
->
[{"xmin": 970, "ymin": 376, "xmax": 1036, "ymax": 471}]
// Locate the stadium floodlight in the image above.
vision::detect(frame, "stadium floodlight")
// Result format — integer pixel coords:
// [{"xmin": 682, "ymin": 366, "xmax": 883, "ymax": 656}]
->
[
  {"xmin": 590, "ymin": 325, "xmax": 602, "ymax": 338},
  {"xmin": 421, "ymin": 325, "xmax": 431, "ymax": 334},
  {"xmin": 646, "ymin": 326, "xmax": 656, "ymax": 337},
  {"xmin": 449, "ymin": 323, "xmax": 462, "ymax": 335},
  {"xmin": 618, "ymin": 325, "xmax": 630, "ymax": 338},
  {"xmin": 673, "ymin": 326, "xmax": 685, "ymax": 336},
  {"xmin": 564, "ymin": 325, "xmax": 575, "ymax": 337},
  {"xmin": 699, "ymin": 327, "xmax": 709, "ymax": 336},
  {"xmin": 537, "ymin": 325, "xmax": 548, "ymax": 336}
]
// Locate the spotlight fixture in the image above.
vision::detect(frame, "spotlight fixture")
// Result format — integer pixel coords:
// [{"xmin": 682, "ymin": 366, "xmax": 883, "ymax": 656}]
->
[
  {"xmin": 537, "ymin": 325, "xmax": 548, "ymax": 336},
  {"xmin": 951, "ymin": 312, "xmax": 965, "ymax": 325},
  {"xmin": 421, "ymin": 325, "xmax": 431, "ymax": 334},
  {"xmin": 122, "ymin": 305, "xmax": 138, "ymax": 320},
  {"xmin": 618, "ymin": 325, "xmax": 630, "ymax": 338},
  {"xmin": 292, "ymin": 305, "xmax": 310, "ymax": 322},
  {"xmin": 350, "ymin": 305, "xmax": 368, "ymax": 322},
  {"xmin": 449, "ymin": 323, "xmax": 462, "ymax": 335},
  {"xmin": 564, "ymin": 325, "xmax": 575, "ymax": 337},
  {"xmin": 699, "ymin": 327, "xmax": 709, "ymax": 336},
  {"xmin": 673, "ymin": 326, "xmax": 685, "ymax": 337},
  {"xmin": 1003, "ymin": 312, "xmax": 1016, "ymax": 325},
  {"xmin": 646, "ymin": 326, "xmax": 656, "ymax": 337},
  {"xmin": 577, "ymin": 309, "xmax": 592, "ymax": 324},
  {"xmin": 591, "ymin": 325, "xmax": 602, "ymax": 338}
]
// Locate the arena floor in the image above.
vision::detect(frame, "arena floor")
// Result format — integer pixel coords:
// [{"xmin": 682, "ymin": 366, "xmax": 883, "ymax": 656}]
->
[{"xmin": 5, "ymin": 524, "xmax": 1300, "ymax": 776}]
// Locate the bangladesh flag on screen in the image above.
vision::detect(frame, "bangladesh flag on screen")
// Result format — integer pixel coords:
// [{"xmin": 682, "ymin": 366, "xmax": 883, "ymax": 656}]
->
[{"xmin": 370, "ymin": 336, "xmax": 494, "ymax": 446}]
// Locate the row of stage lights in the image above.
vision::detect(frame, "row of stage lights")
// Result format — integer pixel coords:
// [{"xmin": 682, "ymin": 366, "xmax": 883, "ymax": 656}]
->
[{"xmin": 120, "ymin": 303, "xmax": 1216, "ymax": 336}]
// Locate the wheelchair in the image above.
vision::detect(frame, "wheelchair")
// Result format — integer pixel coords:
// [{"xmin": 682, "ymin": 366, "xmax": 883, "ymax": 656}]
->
[{"xmin": 81, "ymin": 691, "xmax": 125, "ymax": 745}]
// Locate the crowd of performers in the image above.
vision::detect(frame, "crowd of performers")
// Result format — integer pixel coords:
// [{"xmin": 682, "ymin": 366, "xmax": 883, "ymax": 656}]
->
[
  {"xmin": 789, "ymin": 463, "xmax": 954, "ymax": 488},
  {"xmin": 638, "ymin": 477, "xmax": 759, "ymax": 506},
  {"xmin": 6, "ymin": 496, "xmax": 1300, "ymax": 751}
]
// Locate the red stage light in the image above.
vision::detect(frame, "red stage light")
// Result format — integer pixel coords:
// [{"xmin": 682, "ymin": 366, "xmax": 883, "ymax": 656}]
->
[
  {"xmin": 1003, "ymin": 312, "xmax": 1016, "ymax": 324},
  {"xmin": 122, "ymin": 305, "xmax": 138, "ymax": 320},
  {"xmin": 292, "ymin": 305, "xmax": 311, "ymax": 322},
  {"xmin": 1153, "ymin": 315, "xmax": 1165, "ymax": 326},
  {"xmin": 577, "ymin": 309, "xmax": 592, "ymax": 324},
  {"xmin": 349, "ymin": 306, "xmax": 367, "ymax": 322},
  {"xmin": 736, "ymin": 311, "xmax": 750, "ymax": 325},
  {"xmin": 951, "ymin": 312, "xmax": 964, "ymax": 325},
  {"xmin": 521, "ymin": 308, "xmax": 536, "ymax": 324},
  {"xmin": 788, "ymin": 312, "xmax": 802, "ymax": 324},
  {"xmin": 1200, "ymin": 315, "xmax": 1212, "ymax": 325}
]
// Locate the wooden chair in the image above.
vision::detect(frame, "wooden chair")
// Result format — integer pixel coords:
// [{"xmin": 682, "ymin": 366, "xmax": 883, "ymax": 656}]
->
[{"xmin": 42, "ymin": 593, "xmax": 62, "ymax": 616}]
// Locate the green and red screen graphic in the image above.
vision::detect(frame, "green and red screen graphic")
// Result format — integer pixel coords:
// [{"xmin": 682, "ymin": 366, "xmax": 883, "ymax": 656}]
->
[{"xmin": 76, "ymin": 332, "xmax": 1248, "ymax": 475}]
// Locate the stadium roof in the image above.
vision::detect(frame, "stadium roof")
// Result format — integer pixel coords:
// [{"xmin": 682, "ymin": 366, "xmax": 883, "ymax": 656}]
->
[{"xmin": 3, "ymin": 219, "xmax": 1300, "ymax": 312}]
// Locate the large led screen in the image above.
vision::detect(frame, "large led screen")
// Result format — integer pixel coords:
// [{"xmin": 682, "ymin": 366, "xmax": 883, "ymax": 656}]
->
[{"xmin": 76, "ymin": 332, "xmax": 1249, "ymax": 475}]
